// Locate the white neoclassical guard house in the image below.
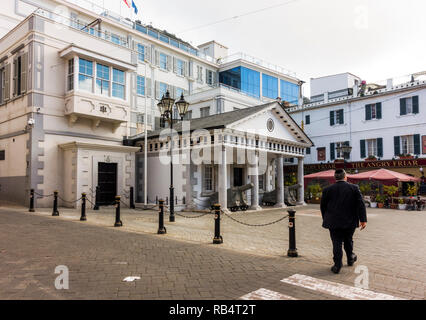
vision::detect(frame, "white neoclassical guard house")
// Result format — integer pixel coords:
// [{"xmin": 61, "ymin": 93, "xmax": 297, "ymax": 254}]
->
[{"xmin": 129, "ymin": 101, "xmax": 313, "ymax": 211}]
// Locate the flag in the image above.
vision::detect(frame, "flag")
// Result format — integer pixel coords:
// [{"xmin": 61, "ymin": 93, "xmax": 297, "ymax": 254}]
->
[
  {"xmin": 123, "ymin": 0, "xmax": 130, "ymax": 8},
  {"xmin": 132, "ymin": 0, "xmax": 138, "ymax": 15}
]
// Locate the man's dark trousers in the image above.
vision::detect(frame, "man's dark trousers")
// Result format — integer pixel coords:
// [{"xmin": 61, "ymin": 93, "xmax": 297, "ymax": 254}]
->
[{"xmin": 329, "ymin": 228, "xmax": 356, "ymax": 267}]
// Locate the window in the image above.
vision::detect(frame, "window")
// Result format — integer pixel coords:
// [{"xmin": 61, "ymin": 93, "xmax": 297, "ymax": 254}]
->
[
  {"xmin": 137, "ymin": 75, "xmax": 145, "ymax": 96},
  {"xmin": 258, "ymin": 174, "xmax": 265, "ymax": 191},
  {"xmin": 137, "ymin": 44, "xmax": 145, "ymax": 62},
  {"xmin": 203, "ymin": 166, "xmax": 214, "ymax": 192},
  {"xmin": 0, "ymin": 150, "xmax": 4, "ymax": 160},
  {"xmin": 197, "ymin": 66, "xmax": 203, "ymax": 83},
  {"xmin": 206, "ymin": 69, "xmax": 215, "ymax": 85},
  {"xmin": 0, "ymin": 67, "xmax": 4, "ymax": 104},
  {"xmin": 333, "ymin": 142, "xmax": 350, "ymax": 159},
  {"xmin": 400, "ymin": 96, "xmax": 419, "ymax": 115},
  {"xmin": 401, "ymin": 135, "xmax": 414, "ymax": 155},
  {"xmin": 262, "ymin": 74, "xmax": 278, "ymax": 99},
  {"xmin": 148, "ymin": 29, "xmax": 158, "ymax": 39},
  {"xmin": 67, "ymin": 59, "xmax": 74, "ymax": 91},
  {"xmin": 78, "ymin": 58, "xmax": 93, "ymax": 92},
  {"xmin": 112, "ymin": 68, "xmax": 125, "ymax": 99},
  {"xmin": 184, "ymin": 110, "xmax": 192, "ymax": 120},
  {"xmin": 330, "ymin": 109, "xmax": 344, "ymax": 126},
  {"xmin": 175, "ymin": 87, "xmax": 185, "ymax": 98},
  {"xmin": 365, "ymin": 103, "xmax": 382, "ymax": 120},
  {"xmin": 366, "ymin": 139, "xmax": 377, "ymax": 157},
  {"xmin": 111, "ymin": 34, "xmax": 120, "ymax": 45},
  {"xmin": 176, "ymin": 59, "xmax": 185, "ymax": 76},
  {"xmin": 219, "ymin": 66, "xmax": 260, "ymax": 98},
  {"xmin": 159, "ymin": 34, "xmax": 169, "ymax": 44},
  {"xmin": 200, "ymin": 106, "xmax": 210, "ymax": 118},
  {"xmin": 280, "ymin": 80, "xmax": 299, "ymax": 105},
  {"xmin": 306, "ymin": 147, "xmax": 311, "ymax": 155},
  {"xmin": 170, "ymin": 38, "xmax": 179, "ymax": 48},
  {"xmin": 96, "ymin": 63, "xmax": 110, "ymax": 96},
  {"xmin": 305, "ymin": 115, "xmax": 310, "ymax": 125},
  {"xmin": 158, "ymin": 82, "xmax": 168, "ymax": 100},
  {"xmin": 159, "ymin": 53, "xmax": 167, "ymax": 70},
  {"xmin": 13, "ymin": 53, "xmax": 27, "ymax": 97}
]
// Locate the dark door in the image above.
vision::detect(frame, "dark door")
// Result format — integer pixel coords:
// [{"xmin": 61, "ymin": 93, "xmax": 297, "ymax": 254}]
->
[
  {"xmin": 233, "ymin": 168, "xmax": 244, "ymax": 187},
  {"xmin": 98, "ymin": 162, "xmax": 117, "ymax": 205}
]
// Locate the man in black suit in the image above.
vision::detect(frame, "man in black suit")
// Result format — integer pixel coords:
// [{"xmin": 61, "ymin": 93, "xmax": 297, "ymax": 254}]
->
[{"xmin": 320, "ymin": 169, "xmax": 367, "ymax": 274}]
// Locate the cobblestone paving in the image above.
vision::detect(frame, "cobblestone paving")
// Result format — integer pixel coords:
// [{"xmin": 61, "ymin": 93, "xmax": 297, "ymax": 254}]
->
[{"xmin": 0, "ymin": 204, "xmax": 425, "ymax": 300}]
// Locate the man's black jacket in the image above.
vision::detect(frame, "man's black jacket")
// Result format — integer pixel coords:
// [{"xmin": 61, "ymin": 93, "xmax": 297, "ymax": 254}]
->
[{"xmin": 320, "ymin": 181, "xmax": 367, "ymax": 229}]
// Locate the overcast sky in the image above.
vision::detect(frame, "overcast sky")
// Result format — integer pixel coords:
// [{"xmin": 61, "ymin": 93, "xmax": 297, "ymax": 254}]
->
[{"xmin": 108, "ymin": 0, "xmax": 426, "ymax": 96}]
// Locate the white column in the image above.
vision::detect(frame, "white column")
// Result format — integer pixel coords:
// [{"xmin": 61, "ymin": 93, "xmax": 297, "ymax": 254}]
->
[
  {"xmin": 275, "ymin": 155, "xmax": 286, "ymax": 208},
  {"xmin": 297, "ymin": 157, "xmax": 306, "ymax": 205},
  {"xmin": 250, "ymin": 152, "xmax": 262, "ymax": 211},
  {"xmin": 218, "ymin": 145, "xmax": 227, "ymax": 210}
]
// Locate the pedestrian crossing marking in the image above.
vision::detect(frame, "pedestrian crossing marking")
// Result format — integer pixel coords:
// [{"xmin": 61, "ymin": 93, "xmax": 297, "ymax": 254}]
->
[
  {"xmin": 239, "ymin": 288, "xmax": 297, "ymax": 300},
  {"xmin": 281, "ymin": 274, "xmax": 403, "ymax": 300}
]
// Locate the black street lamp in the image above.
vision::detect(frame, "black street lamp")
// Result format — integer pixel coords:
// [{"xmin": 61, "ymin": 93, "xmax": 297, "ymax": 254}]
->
[
  {"xmin": 157, "ymin": 91, "xmax": 189, "ymax": 222},
  {"xmin": 336, "ymin": 144, "xmax": 353, "ymax": 171}
]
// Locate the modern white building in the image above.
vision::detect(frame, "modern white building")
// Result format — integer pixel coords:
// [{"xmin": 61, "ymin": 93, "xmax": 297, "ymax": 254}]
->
[
  {"xmin": 288, "ymin": 72, "xmax": 426, "ymax": 177},
  {"xmin": 0, "ymin": 0, "xmax": 304, "ymax": 207}
]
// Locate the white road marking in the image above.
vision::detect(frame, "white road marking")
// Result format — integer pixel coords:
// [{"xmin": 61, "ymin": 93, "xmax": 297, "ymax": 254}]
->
[
  {"xmin": 281, "ymin": 274, "xmax": 403, "ymax": 300},
  {"xmin": 239, "ymin": 288, "xmax": 297, "ymax": 300}
]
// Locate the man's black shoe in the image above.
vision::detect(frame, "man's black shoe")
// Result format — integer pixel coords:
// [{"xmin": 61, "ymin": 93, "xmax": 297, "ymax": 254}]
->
[
  {"xmin": 348, "ymin": 254, "xmax": 358, "ymax": 266},
  {"xmin": 331, "ymin": 265, "xmax": 341, "ymax": 274}
]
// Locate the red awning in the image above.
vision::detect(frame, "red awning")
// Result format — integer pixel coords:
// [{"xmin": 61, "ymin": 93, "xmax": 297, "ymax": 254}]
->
[
  {"xmin": 348, "ymin": 169, "xmax": 421, "ymax": 183},
  {"xmin": 304, "ymin": 170, "xmax": 356, "ymax": 185}
]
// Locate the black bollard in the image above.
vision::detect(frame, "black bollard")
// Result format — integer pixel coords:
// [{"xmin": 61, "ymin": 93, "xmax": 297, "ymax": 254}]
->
[
  {"xmin": 158, "ymin": 199, "xmax": 167, "ymax": 234},
  {"xmin": 176, "ymin": 196, "xmax": 178, "ymax": 205},
  {"xmin": 213, "ymin": 204, "xmax": 223, "ymax": 244},
  {"xmin": 80, "ymin": 193, "xmax": 87, "ymax": 221},
  {"xmin": 114, "ymin": 196, "xmax": 123, "ymax": 227},
  {"xmin": 130, "ymin": 187, "xmax": 136, "ymax": 209},
  {"xmin": 52, "ymin": 191, "xmax": 59, "ymax": 216},
  {"xmin": 29, "ymin": 189, "xmax": 35, "ymax": 212},
  {"xmin": 183, "ymin": 196, "xmax": 186, "ymax": 205},
  {"xmin": 93, "ymin": 186, "xmax": 100, "ymax": 211},
  {"xmin": 287, "ymin": 209, "xmax": 298, "ymax": 257}
]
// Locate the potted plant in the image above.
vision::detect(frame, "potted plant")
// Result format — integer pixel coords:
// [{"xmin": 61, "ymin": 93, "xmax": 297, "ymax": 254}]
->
[
  {"xmin": 398, "ymin": 198, "xmax": 407, "ymax": 210},
  {"xmin": 383, "ymin": 185, "xmax": 399, "ymax": 209},
  {"xmin": 399, "ymin": 153, "xmax": 414, "ymax": 160},
  {"xmin": 407, "ymin": 184, "xmax": 418, "ymax": 197},
  {"xmin": 365, "ymin": 155, "xmax": 377, "ymax": 162},
  {"xmin": 376, "ymin": 195, "xmax": 385, "ymax": 208},
  {"xmin": 307, "ymin": 184, "xmax": 323, "ymax": 204}
]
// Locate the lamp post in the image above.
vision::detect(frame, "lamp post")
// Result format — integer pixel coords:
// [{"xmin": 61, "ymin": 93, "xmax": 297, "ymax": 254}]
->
[{"xmin": 157, "ymin": 91, "xmax": 190, "ymax": 222}]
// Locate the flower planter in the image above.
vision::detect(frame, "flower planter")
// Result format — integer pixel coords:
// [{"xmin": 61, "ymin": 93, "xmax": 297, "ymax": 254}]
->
[
  {"xmin": 370, "ymin": 202, "xmax": 377, "ymax": 208},
  {"xmin": 398, "ymin": 204, "xmax": 407, "ymax": 210},
  {"xmin": 390, "ymin": 204, "xmax": 398, "ymax": 209},
  {"xmin": 377, "ymin": 203, "xmax": 384, "ymax": 208}
]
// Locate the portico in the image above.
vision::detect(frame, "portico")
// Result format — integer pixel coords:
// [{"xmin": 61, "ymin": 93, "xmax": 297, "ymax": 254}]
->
[{"xmin": 128, "ymin": 101, "xmax": 313, "ymax": 211}]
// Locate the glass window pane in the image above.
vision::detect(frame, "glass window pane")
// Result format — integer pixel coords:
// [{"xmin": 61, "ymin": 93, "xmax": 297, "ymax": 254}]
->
[
  {"xmin": 280, "ymin": 79, "xmax": 299, "ymax": 105},
  {"xmin": 137, "ymin": 76, "xmax": 145, "ymax": 96},
  {"xmin": 170, "ymin": 38, "xmax": 179, "ymax": 48},
  {"xmin": 160, "ymin": 53, "xmax": 167, "ymax": 70},
  {"xmin": 159, "ymin": 34, "xmax": 169, "ymax": 44},
  {"xmin": 79, "ymin": 59, "xmax": 93, "ymax": 76},
  {"xmin": 112, "ymin": 83, "xmax": 124, "ymax": 99},
  {"xmin": 148, "ymin": 29, "xmax": 158, "ymax": 39},
  {"xmin": 113, "ymin": 69, "xmax": 125, "ymax": 84},
  {"xmin": 79, "ymin": 74, "xmax": 93, "ymax": 92},
  {"xmin": 262, "ymin": 74, "xmax": 278, "ymax": 99}
]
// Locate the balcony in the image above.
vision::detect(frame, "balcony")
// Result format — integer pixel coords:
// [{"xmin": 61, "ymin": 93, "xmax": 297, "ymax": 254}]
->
[{"xmin": 64, "ymin": 92, "xmax": 129, "ymax": 133}]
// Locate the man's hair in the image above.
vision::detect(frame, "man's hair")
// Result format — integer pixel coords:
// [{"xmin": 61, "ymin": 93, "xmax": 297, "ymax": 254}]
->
[{"xmin": 335, "ymin": 169, "xmax": 346, "ymax": 181}]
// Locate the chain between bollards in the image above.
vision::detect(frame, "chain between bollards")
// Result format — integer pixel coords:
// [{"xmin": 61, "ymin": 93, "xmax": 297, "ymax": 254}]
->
[
  {"xmin": 52, "ymin": 191, "xmax": 59, "ymax": 216},
  {"xmin": 93, "ymin": 186, "xmax": 100, "ymax": 210},
  {"xmin": 213, "ymin": 204, "xmax": 223, "ymax": 244},
  {"xmin": 287, "ymin": 209, "xmax": 298, "ymax": 257},
  {"xmin": 29, "ymin": 189, "xmax": 35, "ymax": 212},
  {"xmin": 114, "ymin": 196, "xmax": 123, "ymax": 227},
  {"xmin": 80, "ymin": 193, "xmax": 87, "ymax": 221}
]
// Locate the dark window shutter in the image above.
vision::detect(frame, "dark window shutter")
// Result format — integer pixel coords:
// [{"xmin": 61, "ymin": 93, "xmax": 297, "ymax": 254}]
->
[
  {"xmin": 339, "ymin": 109, "xmax": 344, "ymax": 124},
  {"xmin": 394, "ymin": 136, "xmax": 400, "ymax": 156},
  {"xmin": 360, "ymin": 140, "xmax": 366, "ymax": 158},
  {"xmin": 413, "ymin": 96, "xmax": 419, "ymax": 114},
  {"xmin": 330, "ymin": 111, "xmax": 335, "ymax": 126},
  {"xmin": 376, "ymin": 102, "xmax": 382, "ymax": 119},
  {"xmin": 377, "ymin": 138, "xmax": 383, "ymax": 158},
  {"xmin": 365, "ymin": 105, "xmax": 371, "ymax": 120},
  {"xmin": 330, "ymin": 143, "xmax": 335, "ymax": 161},
  {"xmin": 344, "ymin": 141, "xmax": 350, "ymax": 159},
  {"xmin": 414, "ymin": 134, "xmax": 421, "ymax": 155},
  {"xmin": 305, "ymin": 115, "xmax": 310, "ymax": 125},
  {"xmin": 400, "ymin": 98, "xmax": 407, "ymax": 115}
]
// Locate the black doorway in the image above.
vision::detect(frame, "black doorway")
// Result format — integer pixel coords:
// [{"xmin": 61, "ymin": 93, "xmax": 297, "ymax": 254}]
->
[
  {"xmin": 98, "ymin": 162, "xmax": 117, "ymax": 206},
  {"xmin": 233, "ymin": 167, "xmax": 244, "ymax": 187}
]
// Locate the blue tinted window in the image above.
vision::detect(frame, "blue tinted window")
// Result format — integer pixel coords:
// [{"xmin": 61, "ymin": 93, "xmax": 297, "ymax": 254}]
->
[
  {"xmin": 262, "ymin": 74, "xmax": 278, "ymax": 99},
  {"xmin": 280, "ymin": 80, "xmax": 299, "ymax": 105},
  {"xmin": 137, "ymin": 75, "xmax": 145, "ymax": 96},
  {"xmin": 170, "ymin": 39, "xmax": 179, "ymax": 48},
  {"xmin": 159, "ymin": 34, "xmax": 169, "ymax": 44},
  {"xmin": 159, "ymin": 53, "xmax": 167, "ymax": 70},
  {"xmin": 177, "ymin": 59, "xmax": 185, "ymax": 76},
  {"xmin": 159, "ymin": 82, "xmax": 168, "ymax": 99},
  {"xmin": 112, "ymin": 68, "xmax": 125, "ymax": 99},
  {"xmin": 137, "ymin": 44, "xmax": 145, "ymax": 62},
  {"xmin": 219, "ymin": 66, "xmax": 260, "ymax": 98},
  {"xmin": 179, "ymin": 43, "xmax": 189, "ymax": 52},
  {"xmin": 176, "ymin": 87, "xmax": 184, "ymax": 98},
  {"xmin": 135, "ymin": 23, "xmax": 147, "ymax": 34},
  {"xmin": 111, "ymin": 34, "xmax": 120, "ymax": 45},
  {"xmin": 148, "ymin": 29, "xmax": 158, "ymax": 39}
]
